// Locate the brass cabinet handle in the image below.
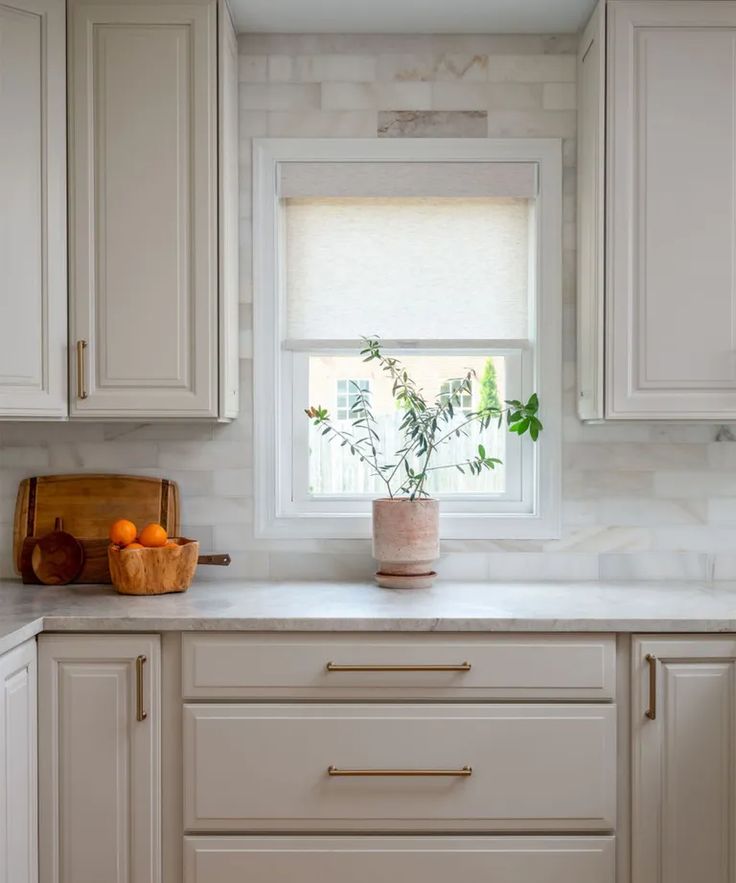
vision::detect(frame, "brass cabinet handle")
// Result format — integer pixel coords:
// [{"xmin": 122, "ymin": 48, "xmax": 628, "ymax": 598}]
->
[
  {"xmin": 76, "ymin": 340, "xmax": 88, "ymax": 400},
  {"xmin": 645, "ymin": 654, "xmax": 657, "ymax": 720},
  {"xmin": 325, "ymin": 662, "xmax": 471, "ymax": 672},
  {"xmin": 328, "ymin": 766, "xmax": 472, "ymax": 777},
  {"xmin": 136, "ymin": 655, "xmax": 147, "ymax": 722}
]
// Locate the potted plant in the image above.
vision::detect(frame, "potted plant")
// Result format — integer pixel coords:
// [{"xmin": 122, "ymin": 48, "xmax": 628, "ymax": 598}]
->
[{"xmin": 306, "ymin": 338, "xmax": 542, "ymax": 588}]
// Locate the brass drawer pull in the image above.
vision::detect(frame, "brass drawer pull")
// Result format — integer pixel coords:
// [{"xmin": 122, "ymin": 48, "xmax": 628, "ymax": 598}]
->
[
  {"xmin": 328, "ymin": 766, "xmax": 472, "ymax": 777},
  {"xmin": 136, "ymin": 655, "xmax": 147, "ymax": 722},
  {"xmin": 645, "ymin": 653, "xmax": 657, "ymax": 720},
  {"xmin": 325, "ymin": 662, "xmax": 471, "ymax": 672},
  {"xmin": 76, "ymin": 340, "xmax": 88, "ymax": 400}
]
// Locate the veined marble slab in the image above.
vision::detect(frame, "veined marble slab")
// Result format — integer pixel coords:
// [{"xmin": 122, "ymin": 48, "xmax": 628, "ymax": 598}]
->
[{"xmin": 1, "ymin": 579, "xmax": 736, "ymax": 655}]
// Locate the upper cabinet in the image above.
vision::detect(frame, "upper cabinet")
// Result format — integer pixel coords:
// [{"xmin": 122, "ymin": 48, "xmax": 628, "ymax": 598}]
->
[
  {"xmin": 68, "ymin": 0, "xmax": 239, "ymax": 419},
  {"xmin": 0, "ymin": 0, "xmax": 238, "ymax": 421},
  {"xmin": 0, "ymin": 0, "xmax": 67, "ymax": 418},
  {"xmin": 579, "ymin": 0, "xmax": 736, "ymax": 420}
]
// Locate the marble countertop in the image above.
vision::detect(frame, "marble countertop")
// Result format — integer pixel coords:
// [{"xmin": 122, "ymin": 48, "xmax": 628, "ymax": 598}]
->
[{"xmin": 2, "ymin": 578, "xmax": 736, "ymax": 654}]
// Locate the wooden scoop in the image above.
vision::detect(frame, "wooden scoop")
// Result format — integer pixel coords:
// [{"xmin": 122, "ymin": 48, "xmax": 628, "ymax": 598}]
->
[{"xmin": 31, "ymin": 517, "xmax": 85, "ymax": 585}]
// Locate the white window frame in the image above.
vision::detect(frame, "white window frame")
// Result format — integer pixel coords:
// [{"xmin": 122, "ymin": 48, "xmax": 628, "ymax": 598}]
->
[{"xmin": 253, "ymin": 138, "xmax": 562, "ymax": 540}]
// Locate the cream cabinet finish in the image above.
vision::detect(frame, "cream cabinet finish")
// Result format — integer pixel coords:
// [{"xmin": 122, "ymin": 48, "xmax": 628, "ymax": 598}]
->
[
  {"xmin": 38, "ymin": 635, "xmax": 161, "ymax": 883},
  {"xmin": 183, "ymin": 703, "xmax": 616, "ymax": 832},
  {"xmin": 68, "ymin": 0, "xmax": 235, "ymax": 419},
  {"xmin": 579, "ymin": 0, "xmax": 736, "ymax": 419},
  {"xmin": 0, "ymin": 640, "xmax": 37, "ymax": 883},
  {"xmin": 182, "ymin": 633, "xmax": 616, "ymax": 700},
  {"xmin": 632, "ymin": 636, "xmax": 736, "ymax": 883},
  {"xmin": 0, "ymin": 0, "xmax": 66, "ymax": 418},
  {"xmin": 576, "ymin": 0, "xmax": 605, "ymax": 421},
  {"xmin": 183, "ymin": 835, "xmax": 616, "ymax": 883}
]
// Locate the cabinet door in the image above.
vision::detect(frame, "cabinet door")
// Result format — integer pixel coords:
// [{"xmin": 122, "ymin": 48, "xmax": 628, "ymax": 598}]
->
[
  {"xmin": 0, "ymin": 640, "xmax": 37, "ymax": 883},
  {"xmin": 0, "ymin": 0, "xmax": 66, "ymax": 418},
  {"xmin": 608, "ymin": 2, "xmax": 736, "ymax": 418},
  {"xmin": 68, "ymin": 0, "xmax": 218, "ymax": 418},
  {"xmin": 632, "ymin": 636, "xmax": 736, "ymax": 883},
  {"xmin": 184, "ymin": 836, "xmax": 616, "ymax": 883},
  {"xmin": 38, "ymin": 635, "xmax": 161, "ymax": 883}
]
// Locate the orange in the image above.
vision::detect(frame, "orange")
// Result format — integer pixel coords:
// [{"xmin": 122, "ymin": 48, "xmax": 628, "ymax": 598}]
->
[
  {"xmin": 138, "ymin": 523, "xmax": 168, "ymax": 548},
  {"xmin": 109, "ymin": 519, "xmax": 137, "ymax": 547},
  {"xmin": 165, "ymin": 539, "xmax": 179, "ymax": 547},
  {"xmin": 123, "ymin": 542, "xmax": 144, "ymax": 551}
]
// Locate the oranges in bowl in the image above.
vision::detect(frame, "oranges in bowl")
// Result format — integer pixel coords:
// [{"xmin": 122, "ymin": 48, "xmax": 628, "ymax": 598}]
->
[
  {"xmin": 109, "ymin": 520, "xmax": 170, "ymax": 550},
  {"xmin": 107, "ymin": 519, "xmax": 199, "ymax": 595}
]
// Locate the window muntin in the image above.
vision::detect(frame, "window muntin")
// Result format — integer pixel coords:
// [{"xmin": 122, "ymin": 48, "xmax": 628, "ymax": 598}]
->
[{"xmin": 336, "ymin": 378, "xmax": 371, "ymax": 420}]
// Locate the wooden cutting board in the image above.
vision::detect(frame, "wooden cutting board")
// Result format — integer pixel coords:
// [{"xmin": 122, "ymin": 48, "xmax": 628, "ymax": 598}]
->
[{"xmin": 13, "ymin": 474, "xmax": 180, "ymax": 577}]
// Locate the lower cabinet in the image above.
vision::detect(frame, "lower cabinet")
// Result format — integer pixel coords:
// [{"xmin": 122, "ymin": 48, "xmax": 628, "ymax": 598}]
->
[
  {"xmin": 632, "ymin": 636, "xmax": 736, "ymax": 883},
  {"xmin": 0, "ymin": 639, "xmax": 37, "ymax": 883},
  {"xmin": 183, "ymin": 835, "xmax": 616, "ymax": 883},
  {"xmin": 38, "ymin": 635, "xmax": 161, "ymax": 883}
]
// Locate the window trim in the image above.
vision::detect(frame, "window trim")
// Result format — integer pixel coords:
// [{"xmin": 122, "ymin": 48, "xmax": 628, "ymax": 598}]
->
[{"xmin": 253, "ymin": 138, "xmax": 562, "ymax": 540}]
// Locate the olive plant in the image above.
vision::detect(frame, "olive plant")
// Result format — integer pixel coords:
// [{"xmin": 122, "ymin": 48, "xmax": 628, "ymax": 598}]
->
[{"xmin": 305, "ymin": 337, "xmax": 542, "ymax": 501}]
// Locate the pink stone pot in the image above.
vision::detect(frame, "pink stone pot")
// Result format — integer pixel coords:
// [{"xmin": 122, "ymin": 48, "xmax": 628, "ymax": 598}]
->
[{"xmin": 372, "ymin": 498, "xmax": 439, "ymax": 589}]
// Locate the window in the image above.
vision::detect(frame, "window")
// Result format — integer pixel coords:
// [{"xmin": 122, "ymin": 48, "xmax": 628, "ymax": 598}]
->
[
  {"xmin": 336, "ymin": 379, "xmax": 371, "ymax": 421},
  {"xmin": 440, "ymin": 378, "xmax": 473, "ymax": 416},
  {"xmin": 254, "ymin": 139, "xmax": 562, "ymax": 539}
]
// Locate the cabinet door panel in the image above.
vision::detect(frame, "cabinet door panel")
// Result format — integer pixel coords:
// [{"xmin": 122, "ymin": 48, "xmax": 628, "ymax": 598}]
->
[
  {"xmin": 69, "ymin": 0, "xmax": 217, "ymax": 417},
  {"xmin": 0, "ymin": 641, "xmax": 37, "ymax": 883},
  {"xmin": 0, "ymin": 0, "xmax": 66, "ymax": 417},
  {"xmin": 608, "ymin": 2, "xmax": 736, "ymax": 418},
  {"xmin": 184, "ymin": 836, "xmax": 616, "ymax": 883},
  {"xmin": 632, "ymin": 637, "xmax": 736, "ymax": 883},
  {"xmin": 38, "ymin": 635, "xmax": 161, "ymax": 883}
]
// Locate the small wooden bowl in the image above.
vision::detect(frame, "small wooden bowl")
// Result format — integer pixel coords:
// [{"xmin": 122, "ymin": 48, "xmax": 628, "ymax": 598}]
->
[{"xmin": 108, "ymin": 538, "xmax": 199, "ymax": 595}]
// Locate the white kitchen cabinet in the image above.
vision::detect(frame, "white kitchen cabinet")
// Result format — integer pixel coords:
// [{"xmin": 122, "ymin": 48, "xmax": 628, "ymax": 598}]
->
[
  {"xmin": 67, "ymin": 0, "xmax": 238, "ymax": 419},
  {"xmin": 579, "ymin": 1, "xmax": 736, "ymax": 419},
  {"xmin": 38, "ymin": 635, "xmax": 161, "ymax": 883},
  {"xmin": 0, "ymin": 0, "xmax": 67, "ymax": 418},
  {"xmin": 0, "ymin": 640, "xmax": 37, "ymax": 883},
  {"xmin": 183, "ymin": 836, "xmax": 616, "ymax": 883},
  {"xmin": 632, "ymin": 636, "xmax": 736, "ymax": 883}
]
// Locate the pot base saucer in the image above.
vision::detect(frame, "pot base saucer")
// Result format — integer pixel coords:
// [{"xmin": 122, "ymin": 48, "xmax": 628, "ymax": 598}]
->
[{"xmin": 375, "ymin": 571, "xmax": 437, "ymax": 589}]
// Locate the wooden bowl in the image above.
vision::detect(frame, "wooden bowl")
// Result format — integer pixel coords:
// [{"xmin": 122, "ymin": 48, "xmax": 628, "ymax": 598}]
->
[{"xmin": 108, "ymin": 538, "xmax": 199, "ymax": 595}]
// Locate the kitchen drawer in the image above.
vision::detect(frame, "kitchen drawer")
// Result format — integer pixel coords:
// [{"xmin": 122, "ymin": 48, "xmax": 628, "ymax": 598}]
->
[
  {"xmin": 183, "ymin": 836, "xmax": 616, "ymax": 883},
  {"xmin": 183, "ymin": 703, "xmax": 616, "ymax": 832},
  {"xmin": 181, "ymin": 633, "xmax": 616, "ymax": 700}
]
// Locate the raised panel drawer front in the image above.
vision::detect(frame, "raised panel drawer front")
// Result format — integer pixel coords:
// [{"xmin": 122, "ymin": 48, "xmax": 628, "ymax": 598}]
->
[
  {"xmin": 607, "ymin": 1, "xmax": 736, "ymax": 418},
  {"xmin": 181, "ymin": 633, "xmax": 616, "ymax": 700},
  {"xmin": 68, "ymin": 0, "xmax": 218, "ymax": 417},
  {"xmin": 0, "ymin": 0, "xmax": 66, "ymax": 417},
  {"xmin": 183, "ymin": 836, "xmax": 616, "ymax": 883},
  {"xmin": 183, "ymin": 704, "xmax": 617, "ymax": 832}
]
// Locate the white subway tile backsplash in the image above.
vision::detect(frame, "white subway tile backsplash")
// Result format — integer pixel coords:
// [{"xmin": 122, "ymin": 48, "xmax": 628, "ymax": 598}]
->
[{"xmin": 240, "ymin": 83, "xmax": 321, "ymax": 110}]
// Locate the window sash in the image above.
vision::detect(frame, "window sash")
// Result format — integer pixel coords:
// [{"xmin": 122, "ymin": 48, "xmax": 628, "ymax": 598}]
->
[{"xmin": 287, "ymin": 348, "xmax": 531, "ymax": 513}]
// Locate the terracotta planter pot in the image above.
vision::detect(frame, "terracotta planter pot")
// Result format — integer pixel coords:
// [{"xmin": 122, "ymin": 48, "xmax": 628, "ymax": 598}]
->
[{"xmin": 372, "ymin": 498, "xmax": 439, "ymax": 589}]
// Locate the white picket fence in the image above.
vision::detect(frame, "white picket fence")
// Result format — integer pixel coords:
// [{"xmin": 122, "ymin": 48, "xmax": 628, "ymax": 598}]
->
[{"xmin": 309, "ymin": 414, "xmax": 506, "ymax": 496}]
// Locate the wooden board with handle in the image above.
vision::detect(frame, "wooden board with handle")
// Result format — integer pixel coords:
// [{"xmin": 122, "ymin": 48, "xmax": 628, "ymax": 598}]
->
[{"xmin": 13, "ymin": 474, "xmax": 179, "ymax": 575}]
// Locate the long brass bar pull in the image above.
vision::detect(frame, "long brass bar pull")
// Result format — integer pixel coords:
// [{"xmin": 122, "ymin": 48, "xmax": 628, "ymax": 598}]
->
[
  {"xmin": 325, "ymin": 662, "xmax": 471, "ymax": 673},
  {"xmin": 76, "ymin": 340, "xmax": 88, "ymax": 400},
  {"xmin": 645, "ymin": 654, "xmax": 657, "ymax": 720},
  {"xmin": 328, "ymin": 766, "xmax": 472, "ymax": 777},
  {"xmin": 136, "ymin": 655, "xmax": 147, "ymax": 722}
]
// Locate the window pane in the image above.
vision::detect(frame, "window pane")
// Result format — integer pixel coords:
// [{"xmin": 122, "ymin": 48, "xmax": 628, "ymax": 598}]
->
[
  {"xmin": 307, "ymin": 354, "xmax": 508, "ymax": 496},
  {"xmin": 285, "ymin": 197, "xmax": 530, "ymax": 340}
]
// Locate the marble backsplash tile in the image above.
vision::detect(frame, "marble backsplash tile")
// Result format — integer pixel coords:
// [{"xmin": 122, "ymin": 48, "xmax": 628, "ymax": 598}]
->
[{"xmin": 1, "ymin": 32, "xmax": 735, "ymax": 583}]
